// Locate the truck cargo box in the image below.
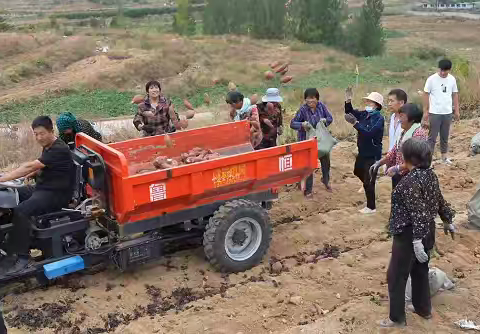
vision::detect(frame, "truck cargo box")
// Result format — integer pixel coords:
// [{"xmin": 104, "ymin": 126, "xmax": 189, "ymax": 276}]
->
[{"xmin": 76, "ymin": 121, "xmax": 318, "ymax": 229}]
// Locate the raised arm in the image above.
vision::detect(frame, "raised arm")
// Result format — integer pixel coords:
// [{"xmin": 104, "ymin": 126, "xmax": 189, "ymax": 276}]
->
[{"xmin": 344, "ymin": 101, "xmax": 363, "ymax": 120}]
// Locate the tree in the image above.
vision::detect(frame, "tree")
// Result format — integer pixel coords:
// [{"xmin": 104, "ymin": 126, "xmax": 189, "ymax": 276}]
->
[
  {"xmin": 249, "ymin": 0, "xmax": 286, "ymax": 39},
  {"xmin": 173, "ymin": 0, "xmax": 196, "ymax": 35},
  {"xmin": 203, "ymin": 0, "xmax": 249, "ymax": 35},
  {"xmin": 348, "ymin": 0, "xmax": 385, "ymax": 56},
  {"xmin": 203, "ymin": 0, "xmax": 229, "ymax": 34},
  {"xmin": 0, "ymin": 11, "xmax": 11, "ymax": 32},
  {"xmin": 116, "ymin": 0, "xmax": 124, "ymax": 17},
  {"xmin": 290, "ymin": 0, "xmax": 347, "ymax": 45}
]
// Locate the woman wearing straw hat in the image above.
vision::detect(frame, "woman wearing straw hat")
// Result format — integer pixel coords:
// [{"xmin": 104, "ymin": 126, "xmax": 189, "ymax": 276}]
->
[
  {"xmin": 344, "ymin": 87, "xmax": 385, "ymax": 214},
  {"xmin": 256, "ymin": 88, "xmax": 284, "ymax": 150}
]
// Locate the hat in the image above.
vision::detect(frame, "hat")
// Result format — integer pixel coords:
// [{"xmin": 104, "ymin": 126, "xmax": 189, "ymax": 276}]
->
[
  {"xmin": 262, "ymin": 88, "xmax": 283, "ymax": 103},
  {"xmin": 363, "ymin": 92, "xmax": 384, "ymax": 106},
  {"xmin": 56, "ymin": 112, "xmax": 79, "ymax": 134}
]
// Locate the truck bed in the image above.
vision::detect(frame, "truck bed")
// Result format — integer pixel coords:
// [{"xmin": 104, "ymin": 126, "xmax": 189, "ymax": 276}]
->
[{"xmin": 76, "ymin": 121, "xmax": 318, "ymax": 227}]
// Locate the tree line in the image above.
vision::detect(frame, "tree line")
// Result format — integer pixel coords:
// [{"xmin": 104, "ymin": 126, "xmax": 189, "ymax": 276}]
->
[{"xmin": 196, "ymin": 0, "xmax": 385, "ymax": 57}]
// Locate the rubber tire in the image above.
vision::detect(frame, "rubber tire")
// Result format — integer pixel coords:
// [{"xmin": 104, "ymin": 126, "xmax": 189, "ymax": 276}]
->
[{"xmin": 203, "ymin": 199, "xmax": 272, "ymax": 273}]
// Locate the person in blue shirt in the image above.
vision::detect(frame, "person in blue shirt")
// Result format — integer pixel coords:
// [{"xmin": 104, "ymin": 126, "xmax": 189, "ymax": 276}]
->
[
  {"xmin": 344, "ymin": 87, "xmax": 385, "ymax": 214},
  {"xmin": 291, "ymin": 88, "xmax": 334, "ymax": 196}
]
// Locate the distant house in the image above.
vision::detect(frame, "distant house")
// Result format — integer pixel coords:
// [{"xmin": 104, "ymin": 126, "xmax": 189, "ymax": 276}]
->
[{"xmin": 420, "ymin": 1, "xmax": 476, "ymax": 10}]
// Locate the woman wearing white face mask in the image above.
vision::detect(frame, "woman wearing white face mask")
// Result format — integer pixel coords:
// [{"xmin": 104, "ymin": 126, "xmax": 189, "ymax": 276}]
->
[{"xmin": 344, "ymin": 87, "xmax": 385, "ymax": 214}]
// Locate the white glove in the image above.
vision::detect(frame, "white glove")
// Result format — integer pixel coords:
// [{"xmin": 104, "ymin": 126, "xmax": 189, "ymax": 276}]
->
[
  {"xmin": 386, "ymin": 165, "xmax": 400, "ymax": 177},
  {"xmin": 302, "ymin": 121, "xmax": 312, "ymax": 131},
  {"xmin": 413, "ymin": 239, "xmax": 429, "ymax": 263}
]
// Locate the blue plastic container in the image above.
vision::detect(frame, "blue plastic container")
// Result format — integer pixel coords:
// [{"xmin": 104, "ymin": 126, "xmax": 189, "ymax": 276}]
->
[{"xmin": 43, "ymin": 256, "xmax": 85, "ymax": 279}]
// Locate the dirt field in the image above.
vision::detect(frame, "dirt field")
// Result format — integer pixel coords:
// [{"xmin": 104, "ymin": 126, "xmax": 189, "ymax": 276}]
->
[{"xmin": 2, "ymin": 117, "xmax": 480, "ymax": 334}]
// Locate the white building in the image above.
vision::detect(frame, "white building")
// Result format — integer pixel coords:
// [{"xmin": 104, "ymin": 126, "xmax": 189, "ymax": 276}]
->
[{"xmin": 421, "ymin": 2, "xmax": 476, "ymax": 10}]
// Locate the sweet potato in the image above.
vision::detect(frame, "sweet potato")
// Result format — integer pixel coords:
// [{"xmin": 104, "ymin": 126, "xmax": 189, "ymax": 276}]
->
[
  {"xmin": 185, "ymin": 110, "xmax": 195, "ymax": 119},
  {"xmin": 132, "ymin": 95, "xmax": 145, "ymax": 104},
  {"xmin": 270, "ymin": 61, "xmax": 280, "ymax": 69},
  {"xmin": 183, "ymin": 99, "xmax": 194, "ymax": 110},
  {"xmin": 164, "ymin": 134, "xmax": 173, "ymax": 148},
  {"xmin": 281, "ymin": 75, "xmax": 293, "ymax": 83},
  {"xmin": 264, "ymin": 71, "xmax": 275, "ymax": 80},
  {"xmin": 153, "ymin": 156, "xmax": 168, "ymax": 169},
  {"xmin": 179, "ymin": 119, "xmax": 189, "ymax": 129},
  {"xmin": 275, "ymin": 63, "xmax": 288, "ymax": 73}
]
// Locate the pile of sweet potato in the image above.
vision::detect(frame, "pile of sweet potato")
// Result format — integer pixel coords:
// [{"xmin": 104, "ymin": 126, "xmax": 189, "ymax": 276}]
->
[{"xmin": 153, "ymin": 147, "xmax": 221, "ymax": 170}]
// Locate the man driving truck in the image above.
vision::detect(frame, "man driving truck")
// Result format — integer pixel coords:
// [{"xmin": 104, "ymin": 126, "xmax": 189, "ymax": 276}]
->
[{"xmin": 0, "ymin": 116, "xmax": 74, "ymax": 275}]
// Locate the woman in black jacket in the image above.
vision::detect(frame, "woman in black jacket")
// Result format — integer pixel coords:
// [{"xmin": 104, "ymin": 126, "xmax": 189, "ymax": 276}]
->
[
  {"xmin": 344, "ymin": 88, "xmax": 385, "ymax": 214},
  {"xmin": 379, "ymin": 138, "xmax": 455, "ymax": 328}
]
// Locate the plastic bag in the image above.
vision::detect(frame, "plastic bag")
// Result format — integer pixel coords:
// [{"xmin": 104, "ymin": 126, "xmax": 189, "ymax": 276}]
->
[
  {"xmin": 405, "ymin": 267, "xmax": 455, "ymax": 302},
  {"xmin": 471, "ymin": 132, "xmax": 480, "ymax": 155},
  {"xmin": 467, "ymin": 184, "xmax": 480, "ymax": 229},
  {"xmin": 306, "ymin": 121, "xmax": 338, "ymax": 158}
]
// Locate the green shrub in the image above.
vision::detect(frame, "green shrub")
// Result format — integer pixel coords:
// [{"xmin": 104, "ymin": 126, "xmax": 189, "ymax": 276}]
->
[
  {"xmin": 291, "ymin": 0, "xmax": 346, "ymax": 45},
  {"xmin": 173, "ymin": 0, "xmax": 197, "ymax": 36},
  {"xmin": 345, "ymin": 0, "xmax": 385, "ymax": 57},
  {"xmin": 250, "ymin": 0, "xmax": 286, "ymax": 39},
  {"xmin": 384, "ymin": 29, "xmax": 407, "ymax": 38},
  {"xmin": 411, "ymin": 47, "xmax": 445, "ymax": 60}
]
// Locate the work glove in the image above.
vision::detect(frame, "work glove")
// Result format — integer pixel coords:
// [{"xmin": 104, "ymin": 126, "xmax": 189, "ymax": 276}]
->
[
  {"xmin": 443, "ymin": 222, "xmax": 455, "ymax": 240},
  {"xmin": 344, "ymin": 113, "xmax": 357, "ymax": 125},
  {"xmin": 413, "ymin": 239, "xmax": 429, "ymax": 263},
  {"xmin": 386, "ymin": 165, "xmax": 400, "ymax": 177},
  {"xmin": 320, "ymin": 118, "xmax": 327, "ymax": 124},
  {"xmin": 345, "ymin": 87, "xmax": 353, "ymax": 101},
  {"xmin": 302, "ymin": 121, "xmax": 312, "ymax": 131},
  {"xmin": 369, "ymin": 161, "xmax": 381, "ymax": 182}
]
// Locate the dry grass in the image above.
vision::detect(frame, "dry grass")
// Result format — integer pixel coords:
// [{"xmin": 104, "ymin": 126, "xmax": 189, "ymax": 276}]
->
[
  {"xmin": 91, "ymin": 38, "xmax": 193, "ymax": 91},
  {"xmin": 455, "ymin": 62, "xmax": 480, "ymax": 119},
  {"xmin": 0, "ymin": 124, "xmax": 40, "ymax": 170},
  {"xmin": 1, "ymin": 36, "xmax": 96, "ymax": 84},
  {"xmin": 0, "ymin": 32, "xmax": 59, "ymax": 59}
]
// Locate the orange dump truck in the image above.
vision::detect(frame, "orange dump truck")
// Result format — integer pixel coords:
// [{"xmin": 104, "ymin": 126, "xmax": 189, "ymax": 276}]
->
[{"xmin": 0, "ymin": 121, "xmax": 317, "ymax": 285}]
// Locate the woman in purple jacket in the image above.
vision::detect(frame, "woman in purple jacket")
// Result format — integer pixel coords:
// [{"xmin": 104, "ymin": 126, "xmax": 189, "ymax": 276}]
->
[{"xmin": 291, "ymin": 88, "xmax": 334, "ymax": 196}]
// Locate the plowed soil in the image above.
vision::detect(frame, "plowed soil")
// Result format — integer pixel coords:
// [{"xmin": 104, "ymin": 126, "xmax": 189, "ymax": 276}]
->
[{"xmin": 2, "ymin": 119, "xmax": 480, "ymax": 334}]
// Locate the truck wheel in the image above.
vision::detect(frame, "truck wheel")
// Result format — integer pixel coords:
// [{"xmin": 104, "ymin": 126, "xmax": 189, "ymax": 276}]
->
[{"xmin": 203, "ymin": 199, "xmax": 272, "ymax": 273}]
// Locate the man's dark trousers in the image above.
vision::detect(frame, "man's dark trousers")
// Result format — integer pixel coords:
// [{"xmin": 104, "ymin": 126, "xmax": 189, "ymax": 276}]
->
[{"xmin": 7, "ymin": 186, "xmax": 69, "ymax": 256}]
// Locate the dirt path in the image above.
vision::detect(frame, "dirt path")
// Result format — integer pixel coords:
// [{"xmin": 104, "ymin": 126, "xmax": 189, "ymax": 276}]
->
[{"xmin": 2, "ymin": 120, "xmax": 480, "ymax": 334}]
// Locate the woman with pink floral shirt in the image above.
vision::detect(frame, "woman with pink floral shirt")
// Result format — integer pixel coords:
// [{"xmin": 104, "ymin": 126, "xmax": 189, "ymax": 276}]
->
[{"xmin": 370, "ymin": 104, "xmax": 428, "ymax": 189}]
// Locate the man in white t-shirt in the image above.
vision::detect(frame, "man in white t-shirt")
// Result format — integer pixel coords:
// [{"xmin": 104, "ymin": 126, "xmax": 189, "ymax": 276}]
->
[{"xmin": 422, "ymin": 59, "xmax": 460, "ymax": 164}]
